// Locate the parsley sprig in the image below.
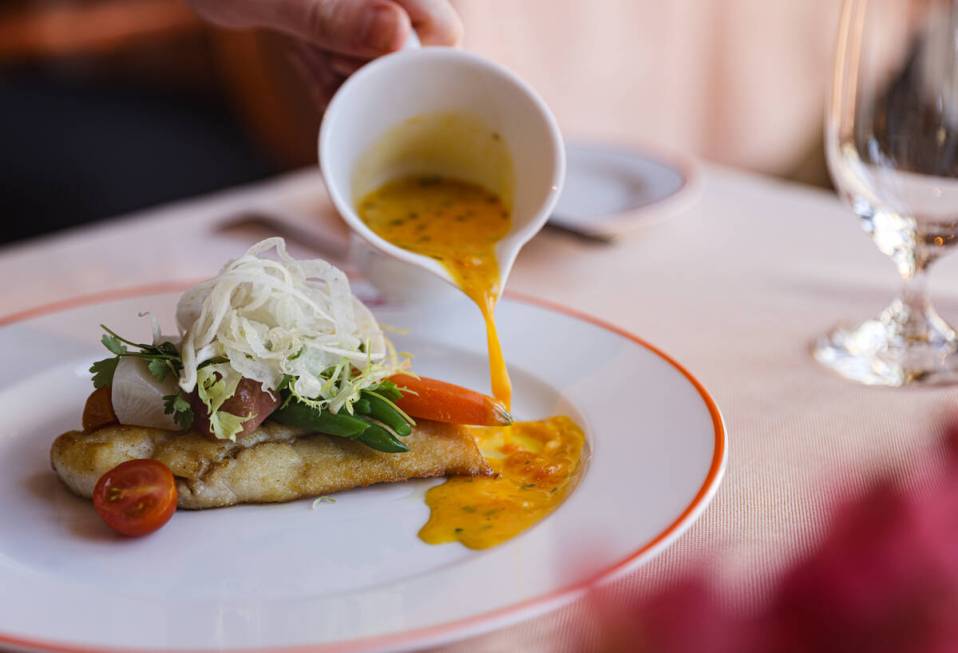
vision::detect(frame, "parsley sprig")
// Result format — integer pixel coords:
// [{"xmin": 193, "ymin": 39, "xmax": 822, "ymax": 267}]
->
[
  {"xmin": 163, "ymin": 392, "xmax": 194, "ymax": 430},
  {"xmin": 89, "ymin": 324, "xmax": 198, "ymax": 430},
  {"xmin": 92, "ymin": 325, "xmax": 182, "ymax": 386}
]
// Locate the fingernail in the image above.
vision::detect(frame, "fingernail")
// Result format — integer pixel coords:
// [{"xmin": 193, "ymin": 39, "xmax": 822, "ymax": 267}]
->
[{"xmin": 361, "ymin": 5, "xmax": 402, "ymax": 52}]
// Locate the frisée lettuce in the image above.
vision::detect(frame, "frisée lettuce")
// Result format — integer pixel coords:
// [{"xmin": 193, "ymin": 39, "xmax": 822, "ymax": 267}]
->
[
  {"xmin": 87, "ymin": 238, "xmax": 409, "ymax": 445},
  {"xmin": 176, "ymin": 238, "xmax": 404, "ymax": 433}
]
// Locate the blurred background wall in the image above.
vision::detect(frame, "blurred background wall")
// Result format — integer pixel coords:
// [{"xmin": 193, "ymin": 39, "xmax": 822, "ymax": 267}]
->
[
  {"xmin": 454, "ymin": 0, "xmax": 840, "ymax": 184},
  {"xmin": 0, "ymin": 0, "xmax": 840, "ymax": 246}
]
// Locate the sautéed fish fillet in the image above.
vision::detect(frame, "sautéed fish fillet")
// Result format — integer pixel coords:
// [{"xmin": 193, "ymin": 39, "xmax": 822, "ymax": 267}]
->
[{"xmin": 51, "ymin": 421, "xmax": 493, "ymax": 509}]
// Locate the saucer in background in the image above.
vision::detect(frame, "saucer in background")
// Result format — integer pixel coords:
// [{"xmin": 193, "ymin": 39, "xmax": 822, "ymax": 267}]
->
[{"xmin": 550, "ymin": 141, "xmax": 698, "ymax": 240}]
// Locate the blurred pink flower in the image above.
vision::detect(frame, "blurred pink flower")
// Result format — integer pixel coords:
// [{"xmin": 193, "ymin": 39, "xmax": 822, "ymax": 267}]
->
[
  {"xmin": 763, "ymin": 475, "xmax": 958, "ymax": 653},
  {"xmin": 588, "ymin": 420, "xmax": 958, "ymax": 653},
  {"xmin": 587, "ymin": 576, "xmax": 752, "ymax": 653}
]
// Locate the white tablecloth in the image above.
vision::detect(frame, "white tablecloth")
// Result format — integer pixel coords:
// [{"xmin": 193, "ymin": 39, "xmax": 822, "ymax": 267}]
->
[{"xmin": 3, "ymin": 164, "xmax": 954, "ymax": 651}]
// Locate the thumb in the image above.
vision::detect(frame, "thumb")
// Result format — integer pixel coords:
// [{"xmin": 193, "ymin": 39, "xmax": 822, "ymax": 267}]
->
[{"xmin": 193, "ymin": 0, "xmax": 412, "ymax": 57}]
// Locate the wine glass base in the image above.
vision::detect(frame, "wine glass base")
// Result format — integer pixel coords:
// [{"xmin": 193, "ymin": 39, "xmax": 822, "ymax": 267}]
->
[{"xmin": 814, "ymin": 315, "xmax": 958, "ymax": 386}]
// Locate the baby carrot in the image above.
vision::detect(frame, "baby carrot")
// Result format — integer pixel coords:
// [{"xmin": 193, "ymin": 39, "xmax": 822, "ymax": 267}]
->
[{"xmin": 388, "ymin": 374, "xmax": 513, "ymax": 426}]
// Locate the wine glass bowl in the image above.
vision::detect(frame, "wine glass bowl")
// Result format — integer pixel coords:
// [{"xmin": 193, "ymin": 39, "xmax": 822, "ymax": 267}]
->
[{"xmin": 815, "ymin": 0, "xmax": 958, "ymax": 385}]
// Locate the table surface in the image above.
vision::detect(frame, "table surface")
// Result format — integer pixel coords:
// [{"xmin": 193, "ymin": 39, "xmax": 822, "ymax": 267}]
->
[{"xmin": 3, "ymin": 163, "xmax": 956, "ymax": 652}]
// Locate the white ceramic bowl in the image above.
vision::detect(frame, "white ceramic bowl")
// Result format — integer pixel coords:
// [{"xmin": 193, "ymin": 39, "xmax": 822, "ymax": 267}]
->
[{"xmin": 320, "ymin": 47, "xmax": 565, "ymax": 293}]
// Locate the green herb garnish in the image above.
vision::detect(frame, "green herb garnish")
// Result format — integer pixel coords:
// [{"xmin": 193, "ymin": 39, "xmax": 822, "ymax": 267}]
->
[
  {"xmin": 90, "ymin": 357, "xmax": 119, "ymax": 389},
  {"xmin": 163, "ymin": 393, "xmax": 194, "ymax": 430},
  {"xmin": 270, "ymin": 381, "xmax": 411, "ymax": 453},
  {"xmin": 89, "ymin": 325, "xmax": 411, "ymax": 453},
  {"xmin": 89, "ymin": 324, "xmax": 184, "ymax": 388},
  {"xmin": 196, "ymin": 365, "xmax": 249, "ymax": 441}
]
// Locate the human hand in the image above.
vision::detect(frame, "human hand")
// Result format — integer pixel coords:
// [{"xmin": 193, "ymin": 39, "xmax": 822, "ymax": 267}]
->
[{"xmin": 189, "ymin": 0, "xmax": 462, "ymax": 107}]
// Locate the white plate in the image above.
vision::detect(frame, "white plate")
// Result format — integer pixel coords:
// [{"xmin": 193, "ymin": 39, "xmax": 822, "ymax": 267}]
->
[
  {"xmin": 551, "ymin": 141, "xmax": 698, "ymax": 237},
  {"xmin": 0, "ymin": 285, "xmax": 726, "ymax": 653}
]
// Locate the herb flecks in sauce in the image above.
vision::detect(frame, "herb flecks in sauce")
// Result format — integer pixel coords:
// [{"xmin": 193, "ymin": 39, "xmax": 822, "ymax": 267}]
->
[
  {"xmin": 358, "ymin": 172, "xmax": 586, "ymax": 550},
  {"xmin": 418, "ymin": 416, "xmax": 585, "ymax": 549},
  {"xmin": 358, "ymin": 175, "xmax": 513, "ymax": 407}
]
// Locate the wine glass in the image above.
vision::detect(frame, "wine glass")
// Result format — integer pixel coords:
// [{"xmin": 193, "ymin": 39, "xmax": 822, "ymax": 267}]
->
[{"xmin": 815, "ymin": 0, "xmax": 958, "ymax": 385}]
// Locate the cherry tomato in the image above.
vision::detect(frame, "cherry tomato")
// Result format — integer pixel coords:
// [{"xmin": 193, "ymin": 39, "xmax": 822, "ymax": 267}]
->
[{"xmin": 92, "ymin": 459, "xmax": 177, "ymax": 537}]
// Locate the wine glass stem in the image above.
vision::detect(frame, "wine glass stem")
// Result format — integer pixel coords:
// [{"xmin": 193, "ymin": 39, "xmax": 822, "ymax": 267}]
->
[
  {"xmin": 889, "ymin": 261, "xmax": 955, "ymax": 346},
  {"xmin": 900, "ymin": 265, "xmax": 929, "ymax": 315}
]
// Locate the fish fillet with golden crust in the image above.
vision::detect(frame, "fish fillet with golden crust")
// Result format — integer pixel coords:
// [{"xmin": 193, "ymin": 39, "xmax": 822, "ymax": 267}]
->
[{"xmin": 51, "ymin": 421, "xmax": 493, "ymax": 509}]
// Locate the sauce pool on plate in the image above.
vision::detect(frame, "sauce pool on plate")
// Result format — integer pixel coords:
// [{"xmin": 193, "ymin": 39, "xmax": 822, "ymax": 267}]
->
[{"xmin": 418, "ymin": 416, "xmax": 586, "ymax": 549}]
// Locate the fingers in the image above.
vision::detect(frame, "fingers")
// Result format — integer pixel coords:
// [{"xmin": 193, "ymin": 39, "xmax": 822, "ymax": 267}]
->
[
  {"xmin": 287, "ymin": 43, "xmax": 343, "ymax": 111},
  {"xmin": 291, "ymin": 0, "xmax": 412, "ymax": 57},
  {"xmin": 392, "ymin": 0, "xmax": 462, "ymax": 46},
  {"xmin": 288, "ymin": 44, "xmax": 376, "ymax": 111},
  {"xmin": 327, "ymin": 53, "xmax": 368, "ymax": 77},
  {"xmin": 190, "ymin": 0, "xmax": 461, "ymax": 52},
  {"xmin": 192, "ymin": 0, "xmax": 462, "ymax": 108},
  {"xmin": 191, "ymin": 0, "xmax": 413, "ymax": 58}
]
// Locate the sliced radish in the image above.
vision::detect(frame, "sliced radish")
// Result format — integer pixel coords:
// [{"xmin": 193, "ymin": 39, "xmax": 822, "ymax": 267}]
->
[{"xmin": 111, "ymin": 357, "xmax": 180, "ymax": 430}]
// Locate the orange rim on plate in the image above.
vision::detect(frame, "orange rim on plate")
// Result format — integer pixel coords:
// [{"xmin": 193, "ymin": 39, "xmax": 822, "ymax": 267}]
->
[{"xmin": 0, "ymin": 283, "xmax": 727, "ymax": 653}]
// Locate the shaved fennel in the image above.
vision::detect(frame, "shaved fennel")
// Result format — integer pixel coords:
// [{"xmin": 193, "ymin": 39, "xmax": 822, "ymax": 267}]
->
[{"xmin": 177, "ymin": 238, "xmax": 403, "ymax": 433}]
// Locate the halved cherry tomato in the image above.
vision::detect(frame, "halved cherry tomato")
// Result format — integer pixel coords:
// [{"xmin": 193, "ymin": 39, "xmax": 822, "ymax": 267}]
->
[{"xmin": 92, "ymin": 459, "xmax": 177, "ymax": 537}]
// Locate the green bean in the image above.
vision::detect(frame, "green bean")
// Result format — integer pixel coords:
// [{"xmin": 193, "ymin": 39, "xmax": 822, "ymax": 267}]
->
[
  {"xmin": 352, "ymin": 398, "xmax": 372, "ymax": 415},
  {"xmin": 271, "ymin": 400, "xmax": 368, "ymax": 438},
  {"xmin": 362, "ymin": 391, "xmax": 413, "ymax": 436},
  {"xmin": 371, "ymin": 381, "xmax": 403, "ymax": 402},
  {"xmin": 357, "ymin": 421, "xmax": 409, "ymax": 453}
]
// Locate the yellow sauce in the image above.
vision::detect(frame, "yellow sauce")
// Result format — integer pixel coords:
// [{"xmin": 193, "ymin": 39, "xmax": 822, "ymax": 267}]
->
[
  {"xmin": 358, "ymin": 175, "xmax": 513, "ymax": 407},
  {"xmin": 356, "ymin": 166, "xmax": 587, "ymax": 550},
  {"xmin": 418, "ymin": 416, "xmax": 586, "ymax": 549}
]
